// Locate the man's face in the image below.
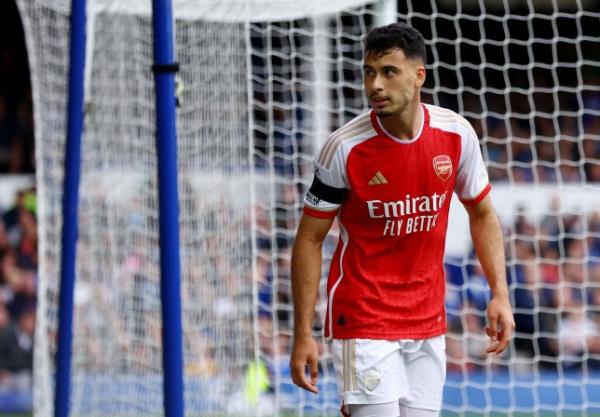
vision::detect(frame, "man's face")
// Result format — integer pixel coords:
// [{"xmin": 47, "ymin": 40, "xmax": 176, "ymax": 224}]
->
[{"xmin": 363, "ymin": 48, "xmax": 425, "ymax": 118}]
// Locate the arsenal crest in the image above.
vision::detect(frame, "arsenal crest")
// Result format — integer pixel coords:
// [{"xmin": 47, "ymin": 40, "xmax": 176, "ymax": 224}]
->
[{"xmin": 433, "ymin": 155, "xmax": 452, "ymax": 181}]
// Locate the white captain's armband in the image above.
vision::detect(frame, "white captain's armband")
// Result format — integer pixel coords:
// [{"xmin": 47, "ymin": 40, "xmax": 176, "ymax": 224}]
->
[{"xmin": 303, "ymin": 176, "xmax": 347, "ymax": 219}]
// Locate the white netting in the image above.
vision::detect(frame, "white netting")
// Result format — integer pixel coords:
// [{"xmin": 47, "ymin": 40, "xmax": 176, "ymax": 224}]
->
[
  {"xmin": 38, "ymin": 0, "xmax": 376, "ymax": 21},
  {"xmin": 17, "ymin": 0, "xmax": 600, "ymax": 416},
  {"xmin": 20, "ymin": 2, "xmax": 254, "ymax": 416}
]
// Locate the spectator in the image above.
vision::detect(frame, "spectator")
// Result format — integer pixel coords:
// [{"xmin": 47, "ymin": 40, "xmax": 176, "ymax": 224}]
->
[
  {"xmin": 466, "ymin": 264, "xmax": 491, "ymax": 312},
  {"xmin": 554, "ymin": 305, "xmax": 599, "ymax": 369},
  {"xmin": 16, "ymin": 208, "xmax": 36, "ymax": 271},
  {"xmin": 0, "ymin": 304, "xmax": 33, "ymax": 392}
]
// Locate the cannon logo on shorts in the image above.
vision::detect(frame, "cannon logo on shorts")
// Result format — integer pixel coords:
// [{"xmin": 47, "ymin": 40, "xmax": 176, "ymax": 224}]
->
[
  {"xmin": 433, "ymin": 155, "xmax": 452, "ymax": 181},
  {"xmin": 362, "ymin": 369, "xmax": 381, "ymax": 391}
]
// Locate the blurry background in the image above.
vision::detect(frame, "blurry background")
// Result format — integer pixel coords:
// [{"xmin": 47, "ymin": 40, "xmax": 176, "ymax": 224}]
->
[
  {"xmin": 1, "ymin": 0, "xmax": 600, "ymax": 415},
  {"xmin": 0, "ymin": 0, "xmax": 36, "ymax": 414}
]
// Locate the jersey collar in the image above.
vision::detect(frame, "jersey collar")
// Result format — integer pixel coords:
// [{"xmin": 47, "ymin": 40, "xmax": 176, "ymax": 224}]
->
[{"xmin": 370, "ymin": 103, "xmax": 427, "ymax": 144}]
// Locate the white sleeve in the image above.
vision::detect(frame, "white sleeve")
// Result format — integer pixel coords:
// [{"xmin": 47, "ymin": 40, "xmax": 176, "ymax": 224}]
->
[
  {"xmin": 454, "ymin": 125, "xmax": 491, "ymax": 204},
  {"xmin": 303, "ymin": 141, "xmax": 348, "ymax": 217}
]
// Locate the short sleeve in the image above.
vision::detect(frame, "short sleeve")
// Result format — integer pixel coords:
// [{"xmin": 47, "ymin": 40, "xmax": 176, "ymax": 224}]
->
[
  {"xmin": 454, "ymin": 126, "xmax": 491, "ymax": 205},
  {"xmin": 303, "ymin": 141, "xmax": 349, "ymax": 218}
]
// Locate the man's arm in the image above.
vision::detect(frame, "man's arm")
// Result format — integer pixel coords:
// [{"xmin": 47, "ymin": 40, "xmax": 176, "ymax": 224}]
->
[
  {"xmin": 290, "ymin": 213, "xmax": 335, "ymax": 393},
  {"xmin": 464, "ymin": 195, "xmax": 515, "ymax": 355}
]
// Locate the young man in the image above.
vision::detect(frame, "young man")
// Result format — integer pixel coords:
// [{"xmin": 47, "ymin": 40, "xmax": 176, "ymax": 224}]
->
[{"xmin": 290, "ymin": 23, "xmax": 514, "ymax": 417}]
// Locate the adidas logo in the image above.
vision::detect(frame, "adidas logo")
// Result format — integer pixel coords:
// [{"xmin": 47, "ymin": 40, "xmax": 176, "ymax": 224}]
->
[{"xmin": 368, "ymin": 171, "xmax": 388, "ymax": 185}]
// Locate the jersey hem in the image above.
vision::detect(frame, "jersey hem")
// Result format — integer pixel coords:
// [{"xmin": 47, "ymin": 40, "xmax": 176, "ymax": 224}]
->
[
  {"xmin": 460, "ymin": 183, "xmax": 491, "ymax": 206},
  {"xmin": 303, "ymin": 206, "xmax": 338, "ymax": 218},
  {"xmin": 330, "ymin": 327, "xmax": 446, "ymax": 340}
]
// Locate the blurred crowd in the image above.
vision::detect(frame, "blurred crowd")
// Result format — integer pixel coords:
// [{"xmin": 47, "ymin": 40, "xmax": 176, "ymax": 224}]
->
[
  {"xmin": 0, "ymin": 188, "xmax": 37, "ymax": 393},
  {"xmin": 453, "ymin": 81, "xmax": 600, "ymax": 185},
  {"xmin": 0, "ymin": 2, "xmax": 36, "ymax": 410},
  {"xmin": 445, "ymin": 201, "xmax": 600, "ymax": 372},
  {"xmin": 0, "ymin": 0, "xmax": 34, "ymax": 174}
]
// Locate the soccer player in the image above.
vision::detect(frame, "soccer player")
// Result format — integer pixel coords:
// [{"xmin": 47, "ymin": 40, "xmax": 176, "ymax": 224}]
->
[{"xmin": 289, "ymin": 22, "xmax": 514, "ymax": 417}]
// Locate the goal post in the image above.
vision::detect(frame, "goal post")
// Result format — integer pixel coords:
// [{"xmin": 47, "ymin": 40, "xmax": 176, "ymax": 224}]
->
[
  {"xmin": 151, "ymin": 0, "xmax": 185, "ymax": 416},
  {"xmin": 16, "ymin": 0, "xmax": 600, "ymax": 416},
  {"xmin": 47, "ymin": 1, "xmax": 186, "ymax": 416},
  {"xmin": 55, "ymin": 0, "xmax": 86, "ymax": 416}
]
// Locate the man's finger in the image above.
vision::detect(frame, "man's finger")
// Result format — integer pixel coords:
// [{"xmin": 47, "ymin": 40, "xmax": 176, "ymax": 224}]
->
[
  {"xmin": 486, "ymin": 340, "xmax": 500, "ymax": 353},
  {"xmin": 300, "ymin": 366, "xmax": 318, "ymax": 393},
  {"xmin": 489, "ymin": 327, "xmax": 510, "ymax": 354},
  {"xmin": 291, "ymin": 362, "xmax": 318, "ymax": 393},
  {"xmin": 488, "ymin": 315, "xmax": 498, "ymax": 340},
  {"xmin": 491, "ymin": 336, "xmax": 510, "ymax": 355},
  {"xmin": 486, "ymin": 338, "xmax": 508, "ymax": 354},
  {"xmin": 496, "ymin": 339, "xmax": 510, "ymax": 355},
  {"xmin": 501, "ymin": 316, "xmax": 516, "ymax": 340},
  {"xmin": 494, "ymin": 318, "xmax": 514, "ymax": 354},
  {"xmin": 291, "ymin": 363, "xmax": 302, "ymax": 385},
  {"xmin": 310, "ymin": 357, "xmax": 319, "ymax": 386},
  {"xmin": 485, "ymin": 326, "xmax": 492, "ymax": 338}
]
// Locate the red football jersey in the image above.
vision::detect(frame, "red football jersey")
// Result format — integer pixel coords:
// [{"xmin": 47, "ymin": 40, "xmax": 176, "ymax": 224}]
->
[{"xmin": 303, "ymin": 104, "xmax": 491, "ymax": 340}]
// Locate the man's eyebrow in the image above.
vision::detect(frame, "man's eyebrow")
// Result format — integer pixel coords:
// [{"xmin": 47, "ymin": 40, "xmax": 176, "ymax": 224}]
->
[{"xmin": 362, "ymin": 65, "xmax": 398, "ymax": 70}]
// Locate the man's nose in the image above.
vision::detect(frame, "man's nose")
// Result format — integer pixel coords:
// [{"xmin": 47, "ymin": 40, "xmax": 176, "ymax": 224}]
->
[{"xmin": 372, "ymin": 74, "xmax": 384, "ymax": 90}]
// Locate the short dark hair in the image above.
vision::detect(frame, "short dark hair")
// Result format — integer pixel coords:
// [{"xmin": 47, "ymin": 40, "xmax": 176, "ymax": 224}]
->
[{"xmin": 364, "ymin": 22, "xmax": 426, "ymax": 63}]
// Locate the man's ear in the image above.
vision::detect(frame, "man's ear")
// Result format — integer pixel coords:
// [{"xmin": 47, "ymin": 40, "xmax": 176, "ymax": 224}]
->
[{"xmin": 415, "ymin": 65, "xmax": 426, "ymax": 87}]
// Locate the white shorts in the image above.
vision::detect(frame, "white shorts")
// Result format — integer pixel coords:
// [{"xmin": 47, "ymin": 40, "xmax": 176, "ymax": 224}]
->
[{"xmin": 330, "ymin": 336, "xmax": 446, "ymax": 412}]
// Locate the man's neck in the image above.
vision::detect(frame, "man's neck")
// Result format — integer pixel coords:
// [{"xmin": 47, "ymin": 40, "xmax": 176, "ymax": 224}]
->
[{"xmin": 379, "ymin": 100, "xmax": 422, "ymax": 140}]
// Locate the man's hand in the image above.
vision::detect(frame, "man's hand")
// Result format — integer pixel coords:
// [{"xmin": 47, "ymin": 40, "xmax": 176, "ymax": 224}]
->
[
  {"xmin": 485, "ymin": 296, "xmax": 515, "ymax": 355},
  {"xmin": 290, "ymin": 335, "xmax": 320, "ymax": 394}
]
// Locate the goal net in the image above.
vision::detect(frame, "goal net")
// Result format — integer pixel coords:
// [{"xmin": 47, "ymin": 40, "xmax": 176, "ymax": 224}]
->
[{"xmin": 17, "ymin": 0, "xmax": 600, "ymax": 416}]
